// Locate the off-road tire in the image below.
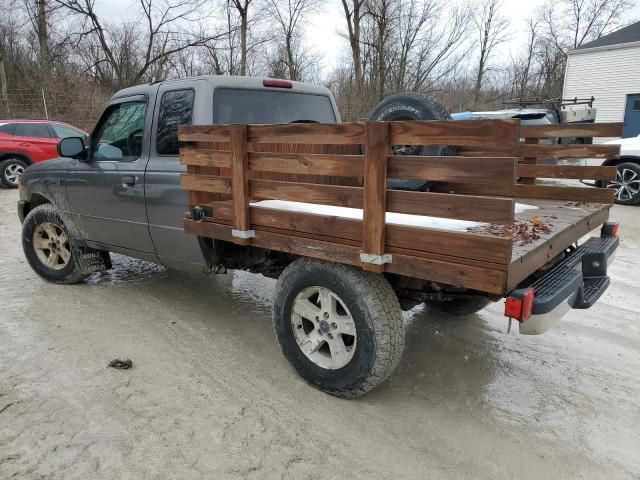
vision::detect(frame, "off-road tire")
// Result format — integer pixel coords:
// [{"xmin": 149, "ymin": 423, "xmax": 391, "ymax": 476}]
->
[
  {"xmin": 0, "ymin": 157, "xmax": 28, "ymax": 188},
  {"xmin": 425, "ymin": 297, "xmax": 492, "ymax": 316},
  {"xmin": 369, "ymin": 92, "xmax": 454, "ymax": 191},
  {"xmin": 22, "ymin": 204, "xmax": 89, "ymax": 284},
  {"xmin": 273, "ymin": 258, "xmax": 404, "ymax": 398}
]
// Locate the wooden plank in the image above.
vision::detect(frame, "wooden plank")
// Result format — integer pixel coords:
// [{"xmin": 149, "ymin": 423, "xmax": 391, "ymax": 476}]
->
[
  {"xmin": 250, "ymin": 179, "xmax": 363, "ymax": 208},
  {"xmin": 231, "ymin": 125, "xmax": 251, "ymax": 246},
  {"xmin": 180, "ymin": 149, "xmax": 232, "ymax": 168},
  {"xmin": 520, "ymin": 143, "xmax": 620, "ymax": 159},
  {"xmin": 249, "ymin": 178, "xmax": 515, "ymax": 223},
  {"xmin": 389, "ymin": 119, "xmax": 520, "ymax": 149},
  {"xmin": 247, "ymin": 123, "xmax": 365, "ymax": 144},
  {"xmin": 249, "ymin": 152, "xmax": 364, "ymax": 177},
  {"xmin": 210, "ymin": 203, "xmax": 512, "ymax": 265},
  {"xmin": 435, "ymin": 182, "xmax": 615, "ymax": 203},
  {"xmin": 521, "ymin": 122, "xmax": 623, "ymax": 139},
  {"xmin": 183, "ymin": 219, "xmax": 508, "ymax": 294},
  {"xmin": 179, "ymin": 125, "xmax": 230, "ymax": 142},
  {"xmin": 388, "ymin": 155, "xmax": 516, "ymax": 184},
  {"xmin": 518, "ymin": 164, "xmax": 617, "ymax": 181},
  {"xmin": 520, "ymin": 137, "xmax": 537, "ymax": 185},
  {"xmin": 508, "ymin": 205, "xmax": 610, "ymax": 289},
  {"xmin": 181, "ymin": 173, "xmax": 232, "ymax": 194},
  {"xmin": 387, "ymin": 190, "xmax": 515, "ymax": 224},
  {"xmin": 362, "ymin": 121, "xmax": 389, "ymax": 272}
]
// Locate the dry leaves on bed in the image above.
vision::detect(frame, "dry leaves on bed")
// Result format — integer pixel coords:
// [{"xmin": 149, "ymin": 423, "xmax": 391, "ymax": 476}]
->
[{"xmin": 467, "ymin": 216, "xmax": 554, "ymax": 246}]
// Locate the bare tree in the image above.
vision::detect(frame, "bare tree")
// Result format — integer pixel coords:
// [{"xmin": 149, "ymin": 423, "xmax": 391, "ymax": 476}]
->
[
  {"xmin": 340, "ymin": 0, "xmax": 366, "ymax": 92},
  {"xmin": 228, "ymin": 0, "xmax": 252, "ymax": 75},
  {"xmin": 472, "ymin": 0, "xmax": 508, "ymax": 108}
]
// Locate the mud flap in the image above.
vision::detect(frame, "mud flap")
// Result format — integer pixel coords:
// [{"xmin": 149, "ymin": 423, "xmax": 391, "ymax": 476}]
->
[{"xmin": 75, "ymin": 248, "xmax": 112, "ymax": 275}]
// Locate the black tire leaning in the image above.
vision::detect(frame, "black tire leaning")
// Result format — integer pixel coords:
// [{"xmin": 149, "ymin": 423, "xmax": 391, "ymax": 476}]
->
[
  {"xmin": 425, "ymin": 297, "xmax": 491, "ymax": 316},
  {"xmin": 22, "ymin": 204, "xmax": 89, "ymax": 284},
  {"xmin": 368, "ymin": 92, "xmax": 454, "ymax": 191},
  {"xmin": 273, "ymin": 258, "xmax": 404, "ymax": 398},
  {"xmin": 0, "ymin": 157, "xmax": 28, "ymax": 188}
]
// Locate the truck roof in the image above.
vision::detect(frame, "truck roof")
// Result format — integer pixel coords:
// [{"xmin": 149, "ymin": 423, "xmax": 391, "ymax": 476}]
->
[{"xmin": 111, "ymin": 75, "xmax": 333, "ymax": 101}]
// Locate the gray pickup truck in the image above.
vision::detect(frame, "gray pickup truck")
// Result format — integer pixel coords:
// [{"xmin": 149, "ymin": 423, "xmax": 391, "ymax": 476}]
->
[{"xmin": 18, "ymin": 76, "xmax": 340, "ymax": 278}]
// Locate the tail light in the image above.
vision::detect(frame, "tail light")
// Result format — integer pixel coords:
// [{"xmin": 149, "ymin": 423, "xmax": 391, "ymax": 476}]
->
[
  {"xmin": 601, "ymin": 222, "xmax": 619, "ymax": 237},
  {"xmin": 263, "ymin": 79, "xmax": 293, "ymax": 89},
  {"xmin": 505, "ymin": 288, "xmax": 535, "ymax": 322}
]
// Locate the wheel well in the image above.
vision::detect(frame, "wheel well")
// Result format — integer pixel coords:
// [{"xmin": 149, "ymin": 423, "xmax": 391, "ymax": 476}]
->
[
  {"xmin": 24, "ymin": 193, "xmax": 50, "ymax": 216},
  {"xmin": 0, "ymin": 152, "xmax": 32, "ymax": 165},
  {"xmin": 602, "ymin": 156, "xmax": 640, "ymax": 167}
]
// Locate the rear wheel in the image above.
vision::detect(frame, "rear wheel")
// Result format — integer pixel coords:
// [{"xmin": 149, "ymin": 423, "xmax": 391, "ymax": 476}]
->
[
  {"xmin": 607, "ymin": 162, "xmax": 640, "ymax": 205},
  {"xmin": 0, "ymin": 157, "xmax": 28, "ymax": 188},
  {"xmin": 273, "ymin": 258, "xmax": 404, "ymax": 398}
]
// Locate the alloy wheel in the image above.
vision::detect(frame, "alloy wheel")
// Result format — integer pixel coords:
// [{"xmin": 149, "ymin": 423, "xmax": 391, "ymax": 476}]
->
[
  {"xmin": 32, "ymin": 222, "xmax": 71, "ymax": 270},
  {"xmin": 608, "ymin": 167, "xmax": 640, "ymax": 202},
  {"xmin": 4, "ymin": 162, "xmax": 24, "ymax": 186}
]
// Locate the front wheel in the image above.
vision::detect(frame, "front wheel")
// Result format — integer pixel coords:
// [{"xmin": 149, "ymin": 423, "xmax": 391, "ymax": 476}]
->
[
  {"xmin": 607, "ymin": 162, "xmax": 640, "ymax": 205},
  {"xmin": 273, "ymin": 258, "xmax": 404, "ymax": 398},
  {"xmin": 22, "ymin": 204, "xmax": 90, "ymax": 284},
  {"xmin": 0, "ymin": 157, "xmax": 28, "ymax": 188}
]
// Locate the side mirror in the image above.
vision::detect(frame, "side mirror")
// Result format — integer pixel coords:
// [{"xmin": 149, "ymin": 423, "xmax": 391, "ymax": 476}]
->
[{"xmin": 58, "ymin": 137, "xmax": 87, "ymax": 160}]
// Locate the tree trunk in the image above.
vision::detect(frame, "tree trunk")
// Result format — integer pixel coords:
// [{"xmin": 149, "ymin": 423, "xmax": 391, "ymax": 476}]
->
[
  {"xmin": 240, "ymin": 10, "xmax": 248, "ymax": 76},
  {"xmin": 37, "ymin": 0, "xmax": 49, "ymax": 72}
]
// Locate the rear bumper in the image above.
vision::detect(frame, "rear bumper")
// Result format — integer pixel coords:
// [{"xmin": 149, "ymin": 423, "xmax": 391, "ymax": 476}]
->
[{"xmin": 518, "ymin": 235, "xmax": 619, "ymax": 335}]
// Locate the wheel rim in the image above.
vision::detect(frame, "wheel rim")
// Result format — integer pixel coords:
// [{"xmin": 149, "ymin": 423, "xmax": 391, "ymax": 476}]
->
[
  {"xmin": 608, "ymin": 167, "xmax": 640, "ymax": 202},
  {"xmin": 32, "ymin": 222, "xmax": 71, "ymax": 271},
  {"xmin": 291, "ymin": 286, "xmax": 357, "ymax": 370},
  {"xmin": 4, "ymin": 162, "xmax": 24, "ymax": 185}
]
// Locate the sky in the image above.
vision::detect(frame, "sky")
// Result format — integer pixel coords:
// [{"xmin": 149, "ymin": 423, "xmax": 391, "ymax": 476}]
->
[{"xmin": 97, "ymin": 0, "xmax": 640, "ymax": 76}]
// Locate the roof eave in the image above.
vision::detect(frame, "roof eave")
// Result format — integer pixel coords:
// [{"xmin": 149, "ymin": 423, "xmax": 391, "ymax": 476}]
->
[{"xmin": 568, "ymin": 39, "xmax": 640, "ymax": 55}]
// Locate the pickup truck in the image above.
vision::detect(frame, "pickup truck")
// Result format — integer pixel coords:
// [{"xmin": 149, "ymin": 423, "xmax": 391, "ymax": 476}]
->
[{"xmin": 18, "ymin": 75, "xmax": 621, "ymax": 398}]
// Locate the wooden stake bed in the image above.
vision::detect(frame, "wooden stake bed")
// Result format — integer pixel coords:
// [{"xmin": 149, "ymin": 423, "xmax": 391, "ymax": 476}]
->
[{"xmin": 179, "ymin": 120, "xmax": 620, "ymax": 296}]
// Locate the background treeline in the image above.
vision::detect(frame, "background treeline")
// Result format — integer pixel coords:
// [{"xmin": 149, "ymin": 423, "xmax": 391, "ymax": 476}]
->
[{"xmin": 0, "ymin": 0, "xmax": 634, "ymax": 128}]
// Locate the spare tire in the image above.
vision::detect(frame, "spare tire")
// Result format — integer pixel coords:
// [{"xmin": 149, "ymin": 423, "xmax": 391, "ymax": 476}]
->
[{"xmin": 369, "ymin": 92, "xmax": 454, "ymax": 191}]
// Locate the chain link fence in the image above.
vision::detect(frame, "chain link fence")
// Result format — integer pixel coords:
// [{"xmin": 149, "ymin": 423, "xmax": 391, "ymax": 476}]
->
[{"xmin": 0, "ymin": 89, "xmax": 110, "ymax": 131}]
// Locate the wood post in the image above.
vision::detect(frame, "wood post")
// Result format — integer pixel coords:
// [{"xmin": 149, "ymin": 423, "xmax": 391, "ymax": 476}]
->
[
  {"xmin": 520, "ymin": 137, "xmax": 538, "ymax": 185},
  {"xmin": 361, "ymin": 121, "xmax": 390, "ymax": 272},
  {"xmin": 230, "ymin": 124, "xmax": 253, "ymax": 245}
]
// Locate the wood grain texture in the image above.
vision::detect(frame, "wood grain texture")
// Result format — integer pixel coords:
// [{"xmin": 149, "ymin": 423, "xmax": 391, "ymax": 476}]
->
[
  {"xmin": 249, "ymin": 179, "xmax": 363, "ymax": 208},
  {"xmin": 179, "ymin": 125, "xmax": 230, "ymax": 142},
  {"xmin": 184, "ymin": 218, "xmax": 508, "ymax": 294},
  {"xmin": 520, "ymin": 143, "xmax": 620, "ymax": 159},
  {"xmin": 521, "ymin": 122, "xmax": 623, "ymax": 139},
  {"xmin": 180, "ymin": 149, "xmax": 232, "ymax": 168},
  {"xmin": 231, "ymin": 125, "xmax": 251, "ymax": 245},
  {"xmin": 362, "ymin": 121, "xmax": 390, "ymax": 272},
  {"xmin": 389, "ymin": 119, "xmax": 520, "ymax": 149},
  {"xmin": 518, "ymin": 164, "xmax": 617, "ymax": 181},
  {"xmin": 210, "ymin": 202, "xmax": 513, "ymax": 265},
  {"xmin": 247, "ymin": 123, "xmax": 365, "ymax": 144},
  {"xmin": 388, "ymin": 155, "xmax": 517, "ymax": 184},
  {"xmin": 435, "ymin": 182, "xmax": 615, "ymax": 203},
  {"xmin": 181, "ymin": 173, "xmax": 232, "ymax": 194},
  {"xmin": 248, "ymin": 152, "xmax": 364, "ymax": 177},
  {"xmin": 387, "ymin": 189, "xmax": 515, "ymax": 224}
]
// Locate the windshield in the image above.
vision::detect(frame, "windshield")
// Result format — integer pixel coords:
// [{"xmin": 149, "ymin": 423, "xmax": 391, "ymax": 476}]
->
[{"xmin": 213, "ymin": 88, "xmax": 336, "ymax": 124}]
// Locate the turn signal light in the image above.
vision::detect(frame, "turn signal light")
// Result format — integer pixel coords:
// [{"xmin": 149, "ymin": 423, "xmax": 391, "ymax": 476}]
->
[
  {"xmin": 504, "ymin": 288, "xmax": 535, "ymax": 322},
  {"xmin": 263, "ymin": 79, "xmax": 293, "ymax": 89},
  {"xmin": 601, "ymin": 222, "xmax": 619, "ymax": 237}
]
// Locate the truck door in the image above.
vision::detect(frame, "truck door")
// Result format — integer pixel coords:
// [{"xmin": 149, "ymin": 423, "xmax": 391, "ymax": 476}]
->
[
  {"xmin": 66, "ymin": 94, "xmax": 156, "ymax": 253},
  {"xmin": 144, "ymin": 80, "xmax": 211, "ymax": 270},
  {"xmin": 623, "ymin": 94, "xmax": 640, "ymax": 138}
]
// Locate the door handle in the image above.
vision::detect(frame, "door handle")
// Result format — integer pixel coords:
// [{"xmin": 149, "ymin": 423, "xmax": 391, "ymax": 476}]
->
[{"xmin": 122, "ymin": 175, "xmax": 138, "ymax": 186}]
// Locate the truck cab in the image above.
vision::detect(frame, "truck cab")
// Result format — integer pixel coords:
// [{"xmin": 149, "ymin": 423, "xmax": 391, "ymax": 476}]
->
[{"xmin": 18, "ymin": 76, "xmax": 339, "ymax": 272}]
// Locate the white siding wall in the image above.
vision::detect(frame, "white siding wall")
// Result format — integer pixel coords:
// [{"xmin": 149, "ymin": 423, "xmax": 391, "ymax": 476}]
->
[{"xmin": 563, "ymin": 44, "xmax": 640, "ymax": 123}]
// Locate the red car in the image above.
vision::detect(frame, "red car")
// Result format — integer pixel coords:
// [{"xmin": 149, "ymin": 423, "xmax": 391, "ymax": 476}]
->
[{"xmin": 0, "ymin": 119, "xmax": 88, "ymax": 188}]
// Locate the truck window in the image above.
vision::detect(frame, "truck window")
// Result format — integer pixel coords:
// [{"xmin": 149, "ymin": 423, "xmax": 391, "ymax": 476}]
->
[
  {"xmin": 156, "ymin": 89, "xmax": 195, "ymax": 155},
  {"xmin": 93, "ymin": 101, "xmax": 146, "ymax": 161},
  {"xmin": 213, "ymin": 88, "xmax": 336, "ymax": 124}
]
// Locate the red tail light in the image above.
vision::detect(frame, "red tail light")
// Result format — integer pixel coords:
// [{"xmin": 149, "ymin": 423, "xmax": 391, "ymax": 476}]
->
[
  {"xmin": 601, "ymin": 222, "xmax": 619, "ymax": 237},
  {"xmin": 263, "ymin": 79, "xmax": 293, "ymax": 89},
  {"xmin": 505, "ymin": 288, "xmax": 535, "ymax": 322}
]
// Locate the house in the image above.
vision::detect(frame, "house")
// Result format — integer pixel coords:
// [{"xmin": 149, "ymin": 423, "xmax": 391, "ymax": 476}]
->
[{"xmin": 563, "ymin": 21, "xmax": 640, "ymax": 138}]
